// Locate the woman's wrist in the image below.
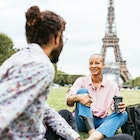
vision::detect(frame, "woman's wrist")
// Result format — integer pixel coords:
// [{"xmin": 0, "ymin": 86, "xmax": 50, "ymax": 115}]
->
[{"xmin": 74, "ymin": 94, "xmax": 79, "ymax": 102}]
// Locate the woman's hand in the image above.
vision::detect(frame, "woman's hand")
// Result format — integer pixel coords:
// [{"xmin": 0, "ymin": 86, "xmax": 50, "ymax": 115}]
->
[
  {"xmin": 118, "ymin": 102, "xmax": 126, "ymax": 113},
  {"xmin": 77, "ymin": 94, "xmax": 93, "ymax": 107}
]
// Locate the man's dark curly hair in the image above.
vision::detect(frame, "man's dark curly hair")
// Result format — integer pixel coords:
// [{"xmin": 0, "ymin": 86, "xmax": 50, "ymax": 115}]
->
[{"xmin": 25, "ymin": 6, "xmax": 66, "ymax": 46}]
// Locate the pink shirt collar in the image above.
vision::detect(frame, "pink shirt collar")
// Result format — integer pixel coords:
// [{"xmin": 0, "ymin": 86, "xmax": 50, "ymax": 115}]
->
[{"xmin": 87, "ymin": 74, "xmax": 106, "ymax": 87}]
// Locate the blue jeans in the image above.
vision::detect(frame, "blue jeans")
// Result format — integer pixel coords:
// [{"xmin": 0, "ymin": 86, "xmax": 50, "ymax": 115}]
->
[{"xmin": 75, "ymin": 88, "xmax": 128, "ymax": 138}]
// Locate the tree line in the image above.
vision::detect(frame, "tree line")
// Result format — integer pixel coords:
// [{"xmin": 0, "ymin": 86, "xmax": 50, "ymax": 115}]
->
[
  {"xmin": 53, "ymin": 66, "xmax": 84, "ymax": 86},
  {"xmin": 124, "ymin": 76, "xmax": 140, "ymax": 88}
]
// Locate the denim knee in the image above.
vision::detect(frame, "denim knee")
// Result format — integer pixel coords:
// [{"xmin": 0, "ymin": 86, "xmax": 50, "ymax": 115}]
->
[{"xmin": 77, "ymin": 88, "xmax": 89, "ymax": 94}]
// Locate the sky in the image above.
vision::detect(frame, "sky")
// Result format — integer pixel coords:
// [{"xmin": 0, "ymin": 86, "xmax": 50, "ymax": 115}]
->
[{"xmin": 0, "ymin": 0, "xmax": 140, "ymax": 79}]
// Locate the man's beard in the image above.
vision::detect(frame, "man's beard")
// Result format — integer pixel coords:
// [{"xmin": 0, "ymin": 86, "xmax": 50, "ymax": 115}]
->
[{"xmin": 50, "ymin": 38, "xmax": 63, "ymax": 63}]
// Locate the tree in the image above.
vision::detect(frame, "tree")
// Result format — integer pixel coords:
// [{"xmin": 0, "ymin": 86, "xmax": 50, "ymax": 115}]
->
[
  {"xmin": 133, "ymin": 76, "xmax": 140, "ymax": 87},
  {"xmin": 0, "ymin": 33, "xmax": 19, "ymax": 65}
]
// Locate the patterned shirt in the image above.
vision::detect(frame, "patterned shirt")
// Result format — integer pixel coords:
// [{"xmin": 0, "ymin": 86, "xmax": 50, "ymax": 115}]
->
[
  {"xmin": 0, "ymin": 44, "xmax": 79, "ymax": 140},
  {"xmin": 67, "ymin": 75, "xmax": 120, "ymax": 118}
]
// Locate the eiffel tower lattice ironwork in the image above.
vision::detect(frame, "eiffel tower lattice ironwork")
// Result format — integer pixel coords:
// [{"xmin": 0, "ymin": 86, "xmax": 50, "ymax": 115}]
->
[{"xmin": 100, "ymin": 0, "xmax": 132, "ymax": 83}]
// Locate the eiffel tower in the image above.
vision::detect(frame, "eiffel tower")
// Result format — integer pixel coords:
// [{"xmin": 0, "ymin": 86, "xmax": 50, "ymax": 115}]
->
[{"xmin": 100, "ymin": 0, "xmax": 132, "ymax": 83}]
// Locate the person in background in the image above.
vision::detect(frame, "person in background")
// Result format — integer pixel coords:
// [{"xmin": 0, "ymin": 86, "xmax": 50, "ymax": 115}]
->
[
  {"xmin": 0, "ymin": 5, "xmax": 80, "ymax": 140},
  {"xmin": 66, "ymin": 54, "xmax": 128, "ymax": 140}
]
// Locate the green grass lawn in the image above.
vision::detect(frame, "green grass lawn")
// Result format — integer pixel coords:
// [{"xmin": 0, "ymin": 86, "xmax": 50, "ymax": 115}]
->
[{"xmin": 47, "ymin": 86, "xmax": 140, "ymax": 139}]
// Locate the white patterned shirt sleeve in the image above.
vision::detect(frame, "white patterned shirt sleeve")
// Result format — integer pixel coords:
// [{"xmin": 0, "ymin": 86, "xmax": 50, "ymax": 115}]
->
[{"xmin": 44, "ymin": 103, "xmax": 80, "ymax": 140}]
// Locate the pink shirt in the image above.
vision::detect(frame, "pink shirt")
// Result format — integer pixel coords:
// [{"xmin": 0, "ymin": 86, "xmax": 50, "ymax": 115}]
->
[{"xmin": 67, "ymin": 75, "xmax": 120, "ymax": 118}]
